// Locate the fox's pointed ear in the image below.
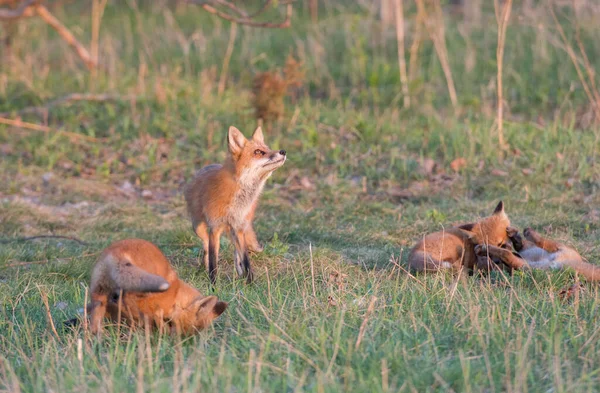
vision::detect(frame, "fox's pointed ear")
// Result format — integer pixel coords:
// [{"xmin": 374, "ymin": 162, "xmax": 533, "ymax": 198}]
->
[
  {"xmin": 213, "ymin": 301, "xmax": 228, "ymax": 317},
  {"xmin": 493, "ymin": 201, "xmax": 505, "ymax": 215},
  {"xmin": 194, "ymin": 296, "xmax": 218, "ymax": 315},
  {"xmin": 252, "ymin": 126, "xmax": 264, "ymax": 143},
  {"xmin": 228, "ymin": 126, "xmax": 247, "ymax": 157}
]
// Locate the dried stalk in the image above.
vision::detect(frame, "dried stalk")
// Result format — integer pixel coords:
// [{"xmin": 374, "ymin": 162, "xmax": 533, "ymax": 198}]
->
[
  {"xmin": 217, "ymin": 21, "xmax": 238, "ymax": 96},
  {"xmin": 90, "ymin": 0, "xmax": 108, "ymax": 90},
  {"xmin": 394, "ymin": 0, "xmax": 410, "ymax": 108},
  {"xmin": 495, "ymin": 0, "xmax": 513, "ymax": 149},
  {"xmin": 416, "ymin": 0, "xmax": 458, "ymax": 113}
]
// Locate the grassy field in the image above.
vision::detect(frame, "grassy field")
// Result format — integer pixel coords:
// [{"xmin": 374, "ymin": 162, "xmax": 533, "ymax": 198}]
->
[{"xmin": 1, "ymin": 1, "xmax": 600, "ymax": 392}]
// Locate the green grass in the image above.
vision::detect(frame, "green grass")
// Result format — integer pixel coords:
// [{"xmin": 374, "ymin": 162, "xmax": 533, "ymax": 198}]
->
[{"xmin": 1, "ymin": 1, "xmax": 600, "ymax": 392}]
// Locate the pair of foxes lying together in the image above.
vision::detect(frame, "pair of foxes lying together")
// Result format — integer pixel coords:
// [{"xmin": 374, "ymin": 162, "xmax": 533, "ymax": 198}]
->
[{"xmin": 84, "ymin": 126, "xmax": 596, "ymax": 335}]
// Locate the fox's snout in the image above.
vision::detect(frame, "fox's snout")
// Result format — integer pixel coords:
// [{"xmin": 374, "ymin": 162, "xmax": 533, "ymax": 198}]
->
[{"xmin": 279, "ymin": 150, "xmax": 286, "ymax": 156}]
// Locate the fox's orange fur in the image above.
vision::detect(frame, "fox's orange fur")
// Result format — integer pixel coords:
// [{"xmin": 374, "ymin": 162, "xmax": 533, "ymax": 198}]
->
[
  {"xmin": 184, "ymin": 126, "xmax": 286, "ymax": 284},
  {"xmin": 408, "ymin": 201, "xmax": 512, "ymax": 272},
  {"xmin": 475, "ymin": 227, "xmax": 600, "ymax": 281},
  {"xmin": 88, "ymin": 239, "xmax": 227, "ymax": 335}
]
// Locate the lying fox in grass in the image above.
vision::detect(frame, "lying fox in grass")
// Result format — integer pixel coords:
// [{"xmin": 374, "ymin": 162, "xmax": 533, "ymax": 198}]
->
[
  {"xmin": 475, "ymin": 227, "xmax": 599, "ymax": 281},
  {"xmin": 408, "ymin": 201, "xmax": 512, "ymax": 272},
  {"xmin": 84, "ymin": 239, "xmax": 227, "ymax": 335},
  {"xmin": 184, "ymin": 126, "xmax": 286, "ymax": 284}
]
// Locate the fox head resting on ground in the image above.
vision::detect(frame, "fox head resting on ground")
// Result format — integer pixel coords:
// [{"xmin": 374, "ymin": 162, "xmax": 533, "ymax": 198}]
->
[
  {"xmin": 82, "ymin": 239, "xmax": 227, "ymax": 335},
  {"xmin": 184, "ymin": 126, "xmax": 286, "ymax": 285},
  {"xmin": 408, "ymin": 201, "xmax": 512, "ymax": 272}
]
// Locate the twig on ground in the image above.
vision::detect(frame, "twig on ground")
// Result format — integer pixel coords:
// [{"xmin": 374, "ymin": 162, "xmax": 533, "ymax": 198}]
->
[
  {"xmin": 0, "ymin": 235, "xmax": 89, "ymax": 246},
  {"xmin": 186, "ymin": 0, "xmax": 293, "ymax": 28},
  {"xmin": 0, "ymin": 93, "xmax": 138, "ymax": 117},
  {"xmin": 0, "ymin": 116, "xmax": 105, "ymax": 143}
]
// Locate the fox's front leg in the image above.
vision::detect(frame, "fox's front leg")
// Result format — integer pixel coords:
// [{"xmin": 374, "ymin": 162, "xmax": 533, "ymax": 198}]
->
[
  {"xmin": 194, "ymin": 221, "xmax": 210, "ymax": 270},
  {"xmin": 524, "ymin": 228, "xmax": 561, "ymax": 253},
  {"xmin": 244, "ymin": 202, "xmax": 263, "ymax": 253},
  {"xmin": 208, "ymin": 228, "xmax": 223, "ymax": 285},
  {"xmin": 89, "ymin": 294, "xmax": 108, "ymax": 335},
  {"xmin": 475, "ymin": 244, "xmax": 529, "ymax": 270}
]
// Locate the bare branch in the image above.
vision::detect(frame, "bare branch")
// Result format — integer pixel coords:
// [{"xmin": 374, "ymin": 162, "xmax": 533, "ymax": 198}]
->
[
  {"xmin": 35, "ymin": 5, "xmax": 97, "ymax": 69},
  {"xmin": 187, "ymin": 0, "xmax": 293, "ymax": 28},
  {"xmin": 0, "ymin": 0, "xmax": 37, "ymax": 20}
]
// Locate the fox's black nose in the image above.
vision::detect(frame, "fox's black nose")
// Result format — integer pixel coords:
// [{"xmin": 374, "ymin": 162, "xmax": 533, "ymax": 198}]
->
[{"xmin": 279, "ymin": 150, "xmax": 286, "ymax": 156}]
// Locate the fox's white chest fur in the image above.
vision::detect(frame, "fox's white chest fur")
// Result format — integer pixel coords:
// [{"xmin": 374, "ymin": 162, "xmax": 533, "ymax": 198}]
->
[{"xmin": 226, "ymin": 171, "xmax": 269, "ymax": 230}]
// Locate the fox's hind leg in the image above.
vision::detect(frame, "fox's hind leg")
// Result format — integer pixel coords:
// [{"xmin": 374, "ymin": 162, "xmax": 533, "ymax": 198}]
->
[
  {"xmin": 208, "ymin": 227, "xmax": 223, "ymax": 285},
  {"xmin": 408, "ymin": 251, "xmax": 455, "ymax": 272},
  {"xmin": 231, "ymin": 229, "xmax": 253, "ymax": 284},
  {"xmin": 194, "ymin": 221, "xmax": 210, "ymax": 270},
  {"xmin": 523, "ymin": 228, "xmax": 561, "ymax": 253},
  {"xmin": 245, "ymin": 226, "xmax": 263, "ymax": 253}
]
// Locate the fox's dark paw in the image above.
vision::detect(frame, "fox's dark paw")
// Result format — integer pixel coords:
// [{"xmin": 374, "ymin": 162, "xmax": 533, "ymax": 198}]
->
[
  {"xmin": 506, "ymin": 226, "xmax": 519, "ymax": 238},
  {"xmin": 475, "ymin": 244, "xmax": 488, "ymax": 256},
  {"xmin": 523, "ymin": 227, "xmax": 536, "ymax": 240}
]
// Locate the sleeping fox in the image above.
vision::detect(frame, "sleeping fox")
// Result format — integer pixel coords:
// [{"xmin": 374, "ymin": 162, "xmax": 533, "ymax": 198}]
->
[
  {"xmin": 408, "ymin": 201, "xmax": 512, "ymax": 272},
  {"xmin": 86, "ymin": 239, "xmax": 227, "ymax": 335},
  {"xmin": 475, "ymin": 227, "xmax": 599, "ymax": 281}
]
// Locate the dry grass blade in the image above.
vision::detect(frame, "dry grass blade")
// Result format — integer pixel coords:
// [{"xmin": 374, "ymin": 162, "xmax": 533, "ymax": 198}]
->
[
  {"xmin": 355, "ymin": 296, "xmax": 377, "ymax": 350},
  {"xmin": 38, "ymin": 286, "xmax": 61, "ymax": 341}
]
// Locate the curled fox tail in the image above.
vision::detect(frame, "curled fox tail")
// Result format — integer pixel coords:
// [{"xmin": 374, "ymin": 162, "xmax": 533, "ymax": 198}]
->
[
  {"xmin": 110, "ymin": 262, "xmax": 170, "ymax": 292},
  {"xmin": 562, "ymin": 260, "xmax": 600, "ymax": 282}
]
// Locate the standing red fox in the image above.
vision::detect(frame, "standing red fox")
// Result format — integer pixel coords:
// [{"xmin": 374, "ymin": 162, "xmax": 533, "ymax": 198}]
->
[
  {"xmin": 184, "ymin": 126, "xmax": 286, "ymax": 284},
  {"xmin": 408, "ymin": 201, "xmax": 512, "ymax": 272},
  {"xmin": 475, "ymin": 227, "xmax": 600, "ymax": 281},
  {"xmin": 88, "ymin": 239, "xmax": 227, "ymax": 335}
]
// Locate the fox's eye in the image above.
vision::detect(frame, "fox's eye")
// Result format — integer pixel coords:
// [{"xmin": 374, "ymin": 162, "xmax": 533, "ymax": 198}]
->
[{"xmin": 254, "ymin": 149, "xmax": 266, "ymax": 156}]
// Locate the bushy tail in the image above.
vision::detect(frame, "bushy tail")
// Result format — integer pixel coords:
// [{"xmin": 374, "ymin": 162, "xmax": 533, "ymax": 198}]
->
[
  {"xmin": 110, "ymin": 262, "xmax": 170, "ymax": 292},
  {"xmin": 564, "ymin": 260, "xmax": 600, "ymax": 282}
]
